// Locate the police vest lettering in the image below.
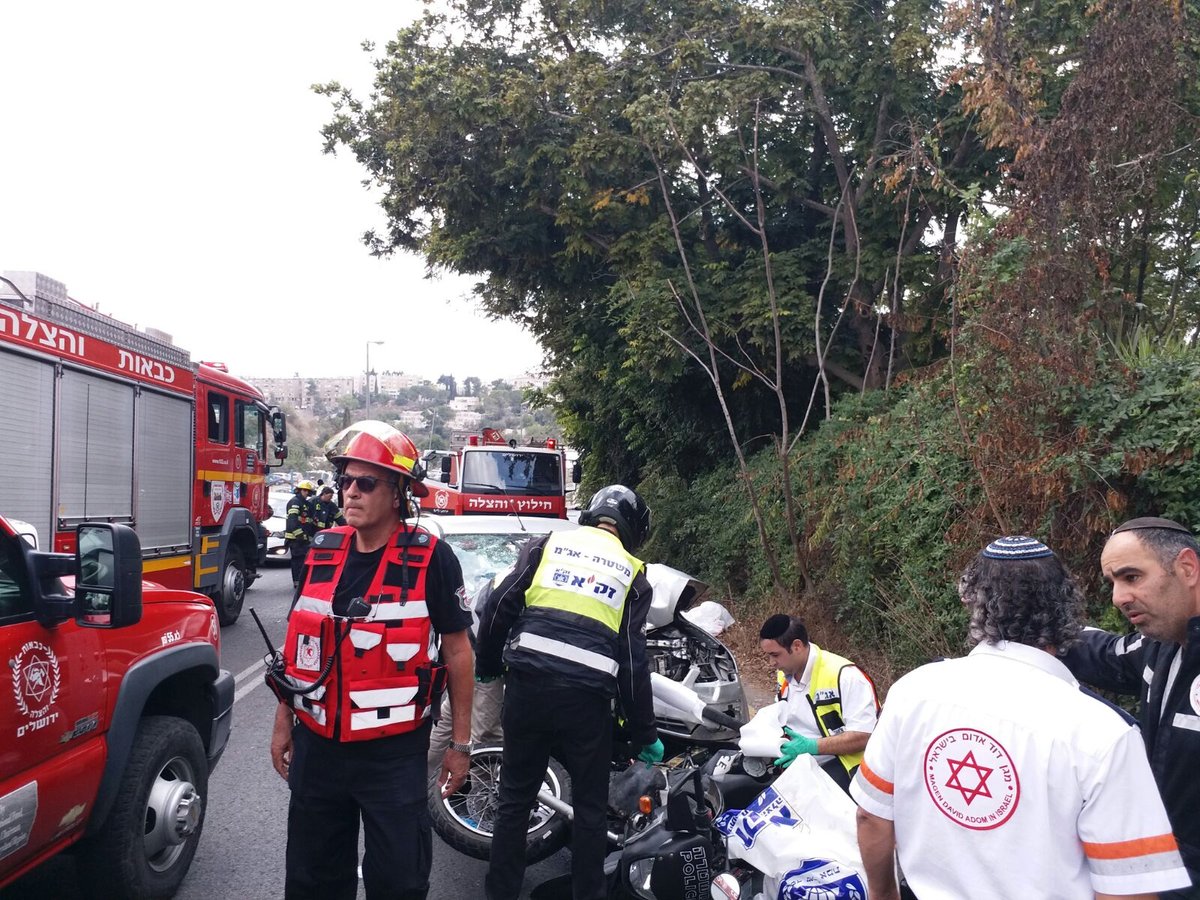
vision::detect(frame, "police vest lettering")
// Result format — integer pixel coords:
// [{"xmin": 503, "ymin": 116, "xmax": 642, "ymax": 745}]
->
[
  {"xmin": 521, "ymin": 528, "xmax": 643, "ymax": 669},
  {"xmin": 282, "ymin": 525, "xmax": 444, "ymax": 742}
]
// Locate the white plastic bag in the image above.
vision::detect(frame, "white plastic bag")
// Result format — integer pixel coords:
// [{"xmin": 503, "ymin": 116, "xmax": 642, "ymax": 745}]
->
[
  {"xmin": 680, "ymin": 600, "xmax": 735, "ymax": 636},
  {"xmin": 722, "ymin": 755, "xmax": 866, "ymax": 893},
  {"xmin": 738, "ymin": 700, "xmax": 787, "ymax": 759}
]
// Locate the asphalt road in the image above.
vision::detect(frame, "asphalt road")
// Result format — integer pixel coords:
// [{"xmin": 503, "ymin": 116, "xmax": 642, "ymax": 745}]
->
[{"xmin": 1, "ymin": 563, "xmax": 569, "ymax": 899}]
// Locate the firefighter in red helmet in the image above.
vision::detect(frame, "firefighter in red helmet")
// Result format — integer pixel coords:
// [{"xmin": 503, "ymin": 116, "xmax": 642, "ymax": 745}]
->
[{"xmin": 268, "ymin": 421, "xmax": 473, "ymax": 900}]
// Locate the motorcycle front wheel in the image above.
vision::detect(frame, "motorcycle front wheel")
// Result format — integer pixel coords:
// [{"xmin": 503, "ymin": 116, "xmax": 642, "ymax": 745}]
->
[{"xmin": 429, "ymin": 745, "xmax": 572, "ymax": 863}]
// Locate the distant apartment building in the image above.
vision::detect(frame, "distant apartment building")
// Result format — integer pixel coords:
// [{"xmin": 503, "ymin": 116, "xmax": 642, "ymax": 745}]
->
[
  {"xmin": 377, "ymin": 371, "xmax": 421, "ymax": 396},
  {"xmin": 249, "ymin": 375, "xmax": 355, "ymax": 409},
  {"xmin": 511, "ymin": 372, "xmax": 549, "ymax": 391},
  {"xmin": 396, "ymin": 409, "xmax": 427, "ymax": 430},
  {"xmin": 248, "ymin": 376, "xmax": 308, "ymax": 408},
  {"xmin": 448, "ymin": 395, "xmax": 480, "ymax": 412},
  {"xmin": 450, "ymin": 409, "xmax": 483, "ymax": 430}
]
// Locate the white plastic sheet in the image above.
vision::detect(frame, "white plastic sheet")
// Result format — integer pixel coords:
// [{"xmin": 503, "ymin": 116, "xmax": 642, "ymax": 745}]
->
[
  {"xmin": 738, "ymin": 700, "xmax": 788, "ymax": 759},
  {"xmin": 722, "ymin": 755, "xmax": 868, "ymax": 897},
  {"xmin": 680, "ymin": 599, "xmax": 735, "ymax": 636}
]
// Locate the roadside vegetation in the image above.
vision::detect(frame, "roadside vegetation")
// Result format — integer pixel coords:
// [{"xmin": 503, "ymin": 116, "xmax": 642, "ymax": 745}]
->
[{"xmin": 317, "ymin": 0, "xmax": 1200, "ymax": 685}]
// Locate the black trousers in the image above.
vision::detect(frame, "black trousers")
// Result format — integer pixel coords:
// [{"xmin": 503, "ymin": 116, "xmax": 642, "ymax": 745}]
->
[
  {"xmin": 485, "ymin": 671, "xmax": 613, "ymax": 900},
  {"xmin": 285, "ymin": 725, "xmax": 431, "ymax": 900},
  {"xmin": 289, "ymin": 540, "xmax": 309, "ymax": 587}
]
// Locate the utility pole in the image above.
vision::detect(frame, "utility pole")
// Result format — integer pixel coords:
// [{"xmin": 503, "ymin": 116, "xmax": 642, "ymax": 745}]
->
[{"xmin": 365, "ymin": 340, "xmax": 384, "ymax": 419}]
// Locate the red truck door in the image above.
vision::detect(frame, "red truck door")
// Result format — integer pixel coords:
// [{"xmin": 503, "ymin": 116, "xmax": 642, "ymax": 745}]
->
[{"xmin": 0, "ymin": 533, "xmax": 106, "ymax": 880}]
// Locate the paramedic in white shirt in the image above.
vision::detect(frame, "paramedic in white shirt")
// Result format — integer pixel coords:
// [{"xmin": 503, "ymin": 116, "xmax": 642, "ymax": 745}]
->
[
  {"xmin": 852, "ymin": 535, "xmax": 1191, "ymax": 900},
  {"xmin": 760, "ymin": 613, "xmax": 880, "ymax": 792}
]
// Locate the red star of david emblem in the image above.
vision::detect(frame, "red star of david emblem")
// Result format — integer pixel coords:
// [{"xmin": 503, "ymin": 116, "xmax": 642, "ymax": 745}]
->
[{"xmin": 944, "ymin": 751, "xmax": 993, "ymax": 805}]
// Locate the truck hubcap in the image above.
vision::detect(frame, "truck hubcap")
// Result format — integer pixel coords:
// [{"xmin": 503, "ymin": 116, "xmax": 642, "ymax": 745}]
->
[
  {"xmin": 223, "ymin": 564, "xmax": 245, "ymax": 605},
  {"xmin": 144, "ymin": 755, "xmax": 202, "ymax": 871}
]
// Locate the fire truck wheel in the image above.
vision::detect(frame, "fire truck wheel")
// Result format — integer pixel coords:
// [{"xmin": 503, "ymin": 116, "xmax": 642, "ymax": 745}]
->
[
  {"xmin": 78, "ymin": 716, "xmax": 208, "ymax": 900},
  {"xmin": 216, "ymin": 545, "xmax": 247, "ymax": 626}
]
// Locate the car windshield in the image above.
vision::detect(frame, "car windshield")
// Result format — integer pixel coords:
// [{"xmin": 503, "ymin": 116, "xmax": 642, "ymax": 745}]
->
[
  {"xmin": 439, "ymin": 531, "xmax": 544, "ymax": 597},
  {"xmin": 460, "ymin": 450, "xmax": 562, "ymax": 496}
]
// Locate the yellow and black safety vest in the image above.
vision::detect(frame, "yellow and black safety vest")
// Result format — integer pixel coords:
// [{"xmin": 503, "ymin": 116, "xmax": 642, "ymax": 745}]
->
[
  {"xmin": 506, "ymin": 527, "xmax": 644, "ymax": 683},
  {"xmin": 778, "ymin": 646, "xmax": 877, "ymax": 773}
]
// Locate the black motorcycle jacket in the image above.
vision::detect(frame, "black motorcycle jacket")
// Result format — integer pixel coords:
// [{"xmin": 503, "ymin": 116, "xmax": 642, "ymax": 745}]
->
[
  {"xmin": 475, "ymin": 530, "xmax": 657, "ymax": 747},
  {"xmin": 1062, "ymin": 619, "xmax": 1200, "ymax": 882}
]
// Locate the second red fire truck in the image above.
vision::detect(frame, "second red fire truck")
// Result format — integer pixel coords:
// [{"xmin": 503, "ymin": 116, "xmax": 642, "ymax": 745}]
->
[
  {"xmin": 0, "ymin": 270, "xmax": 286, "ymax": 626},
  {"xmin": 421, "ymin": 427, "xmax": 572, "ymax": 518}
]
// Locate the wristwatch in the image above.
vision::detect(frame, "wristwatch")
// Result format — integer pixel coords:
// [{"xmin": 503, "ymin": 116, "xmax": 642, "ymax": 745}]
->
[{"xmin": 449, "ymin": 740, "xmax": 473, "ymax": 754}]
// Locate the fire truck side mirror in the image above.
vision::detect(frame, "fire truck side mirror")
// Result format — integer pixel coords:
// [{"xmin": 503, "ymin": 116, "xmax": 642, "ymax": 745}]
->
[
  {"xmin": 74, "ymin": 523, "xmax": 142, "ymax": 629},
  {"xmin": 270, "ymin": 408, "xmax": 289, "ymax": 464},
  {"xmin": 571, "ymin": 461, "xmax": 582, "ymax": 485},
  {"xmin": 440, "ymin": 456, "xmax": 452, "ymax": 482}
]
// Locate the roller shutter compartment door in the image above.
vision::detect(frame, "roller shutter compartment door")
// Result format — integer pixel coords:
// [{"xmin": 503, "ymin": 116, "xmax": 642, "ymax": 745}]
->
[
  {"xmin": 58, "ymin": 369, "xmax": 134, "ymax": 524},
  {"xmin": 135, "ymin": 390, "xmax": 192, "ymax": 549},
  {"xmin": 0, "ymin": 353, "xmax": 55, "ymax": 544}
]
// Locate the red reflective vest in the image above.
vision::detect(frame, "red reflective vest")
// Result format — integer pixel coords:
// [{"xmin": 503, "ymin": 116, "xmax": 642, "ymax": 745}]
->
[{"xmin": 281, "ymin": 524, "xmax": 445, "ymax": 742}]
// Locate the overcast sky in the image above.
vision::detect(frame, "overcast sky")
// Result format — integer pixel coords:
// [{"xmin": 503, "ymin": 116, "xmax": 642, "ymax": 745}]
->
[{"xmin": 0, "ymin": 1, "xmax": 546, "ymax": 384}]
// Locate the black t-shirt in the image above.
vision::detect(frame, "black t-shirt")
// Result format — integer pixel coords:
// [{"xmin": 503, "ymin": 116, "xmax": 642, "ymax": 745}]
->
[{"xmin": 301, "ymin": 532, "xmax": 470, "ymax": 758}]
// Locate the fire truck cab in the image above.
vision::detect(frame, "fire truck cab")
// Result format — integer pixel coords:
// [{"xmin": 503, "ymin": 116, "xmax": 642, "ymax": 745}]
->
[{"xmin": 420, "ymin": 427, "xmax": 570, "ymax": 518}]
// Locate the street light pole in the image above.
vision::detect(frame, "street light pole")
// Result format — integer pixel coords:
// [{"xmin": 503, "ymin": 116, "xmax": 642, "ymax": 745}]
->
[{"xmin": 365, "ymin": 340, "xmax": 384, "ymax": 419}]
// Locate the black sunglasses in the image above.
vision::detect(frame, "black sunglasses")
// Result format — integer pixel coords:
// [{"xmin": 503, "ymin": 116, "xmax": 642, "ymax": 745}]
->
[{"xmin": 336, "ymin": 474, "xmax": 398, "ymax": 493}]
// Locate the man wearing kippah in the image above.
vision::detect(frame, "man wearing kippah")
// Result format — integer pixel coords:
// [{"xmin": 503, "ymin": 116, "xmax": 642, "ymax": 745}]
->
[
  {"xmin": 759, "ymin": 614, "xmax": 879, "ymax": 792},
  {"xmin": 1061, "ymin": 517, "xmax": 1200, "ymax": 897},
  {"xmin": 853, "ymin": 536, "xmax": 1190, "ymax": 900}
]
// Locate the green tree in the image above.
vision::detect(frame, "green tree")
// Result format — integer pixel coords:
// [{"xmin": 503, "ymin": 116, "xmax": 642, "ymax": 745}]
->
[{"xmin": 317, "ymin": 0, "xmax": 1000, "ymax": 513}]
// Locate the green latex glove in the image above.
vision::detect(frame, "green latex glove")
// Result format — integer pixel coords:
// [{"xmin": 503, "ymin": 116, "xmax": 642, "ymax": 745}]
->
[
  {"xmin": 774, "ymin": 727, "xmax": 819, "ymax": 768},
  {"xmin": 637, "ymin": 738, "xmax": 665, "ymax": 766},
  {"xmin": 475, "ymin": 674, "xmax": 500, "ymax": 684}
]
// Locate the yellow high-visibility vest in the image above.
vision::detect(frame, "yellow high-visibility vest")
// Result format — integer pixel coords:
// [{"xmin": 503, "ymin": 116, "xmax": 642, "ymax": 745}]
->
[{"xmin": 525, "ymin": 527, "xmax": 644, "ymax": 633}]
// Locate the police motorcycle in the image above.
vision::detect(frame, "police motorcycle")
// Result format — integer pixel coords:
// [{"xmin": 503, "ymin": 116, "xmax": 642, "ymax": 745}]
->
[
  {"xmin": 428, "ymin": 561, "xmax": 747, "ymax": 863},
  {"xmin": 428, "ymin": 670, "xmax": 747, "ymax": 865}
]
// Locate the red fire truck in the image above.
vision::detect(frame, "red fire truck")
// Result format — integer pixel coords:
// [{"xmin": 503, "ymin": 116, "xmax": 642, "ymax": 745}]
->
[
  {"xmin": 421, "ymin": 427, "xmax": 572, "ymax": 518},
  {"xmin": 0, "ymin": 271, "xmax": 286, "ymax": 626}
]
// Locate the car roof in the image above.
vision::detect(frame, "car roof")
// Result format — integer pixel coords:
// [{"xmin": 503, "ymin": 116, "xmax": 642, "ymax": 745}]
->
[{"xmin": 416, "ymin": 514, "xmax": 580, "ymax": 538}]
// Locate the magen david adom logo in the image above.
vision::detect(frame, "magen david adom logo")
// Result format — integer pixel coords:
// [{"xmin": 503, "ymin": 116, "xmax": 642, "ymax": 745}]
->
[{"xmin": 924, "ymin": 728, "xmax": 1020, "ymax": 830}]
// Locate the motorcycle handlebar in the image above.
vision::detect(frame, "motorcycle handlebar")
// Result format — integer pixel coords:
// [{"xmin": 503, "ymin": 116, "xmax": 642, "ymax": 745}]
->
[{"xmin": 699, "ymin": 705, "xmax": 745, "ymax": 731}]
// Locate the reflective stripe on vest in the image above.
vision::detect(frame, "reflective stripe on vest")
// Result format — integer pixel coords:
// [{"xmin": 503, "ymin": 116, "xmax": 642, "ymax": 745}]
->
[
  {"xmin": 281, "ymin": 524, "xmax": 440, "ymax": 742},
  {"xmin": 510, "ymin": 632, "xmax": 619, "ymax": 677},
  {"xmin": 524, "ymin": 528, "xmax": 643, "ymax": 633},
  {"xmin": 807, "ymin": 647, "xmax": 869, "ymax": 774}
]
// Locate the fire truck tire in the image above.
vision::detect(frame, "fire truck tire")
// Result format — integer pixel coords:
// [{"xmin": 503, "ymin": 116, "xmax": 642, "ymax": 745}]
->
[
  {"xmin": 78, "ymin": 716, "xmax": 208, "ymax": 900},
  {"xmin": 216, "ymin": 545, "xmax": 247, "ymax": 626}
]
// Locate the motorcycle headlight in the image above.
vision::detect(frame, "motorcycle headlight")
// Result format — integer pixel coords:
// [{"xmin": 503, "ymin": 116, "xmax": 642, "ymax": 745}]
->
[{"xmin": 626, "ymin": 857, "xmax": 656, "ymax": 899}]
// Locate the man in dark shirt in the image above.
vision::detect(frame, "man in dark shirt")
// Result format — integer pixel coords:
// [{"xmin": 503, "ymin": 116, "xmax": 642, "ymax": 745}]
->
[
  {"xmin": 476, "ymin": 485, "xmax": 660, "ymax": 900},
  {"xmin": 269, "ymin": 422, "xmax": 473, "ymax": 900},
  {"xmin": 1062, "ymin": 517, "xmax": 1200, "ymax": 897}
]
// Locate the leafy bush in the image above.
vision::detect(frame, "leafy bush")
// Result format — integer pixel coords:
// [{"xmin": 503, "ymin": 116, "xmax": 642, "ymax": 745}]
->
[{"xmin": 644, "ymin": 344, "xmax": 1200, "ymax": 683}]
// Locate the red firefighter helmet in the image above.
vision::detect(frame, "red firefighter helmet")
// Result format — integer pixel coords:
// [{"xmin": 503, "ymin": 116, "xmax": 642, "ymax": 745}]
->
[{"xmin": 324, "ymin": 420, "xmax": 429, "ymax": 497}]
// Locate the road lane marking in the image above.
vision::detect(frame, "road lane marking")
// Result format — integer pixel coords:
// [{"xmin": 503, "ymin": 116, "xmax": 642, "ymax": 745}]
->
[
  {"xmin": 234, "ymin": 658, "xmax": 267, "ymax": 684},
  {"xmin": 234, "ymin": 670, "xmax": 265, "ymax": 704}
]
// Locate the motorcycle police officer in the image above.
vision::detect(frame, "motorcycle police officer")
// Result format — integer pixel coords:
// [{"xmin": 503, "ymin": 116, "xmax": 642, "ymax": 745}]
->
[
  {"xmin": 476, "ymin": 484, "xmax": 662, "ymax": 900},
  {"xmin": 285, "ymin": 479, "xmax": 318, "ymax": 590},
  {"xmin": 268, "ymin": 422, "xmax": 474, "ymax": 900}
]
